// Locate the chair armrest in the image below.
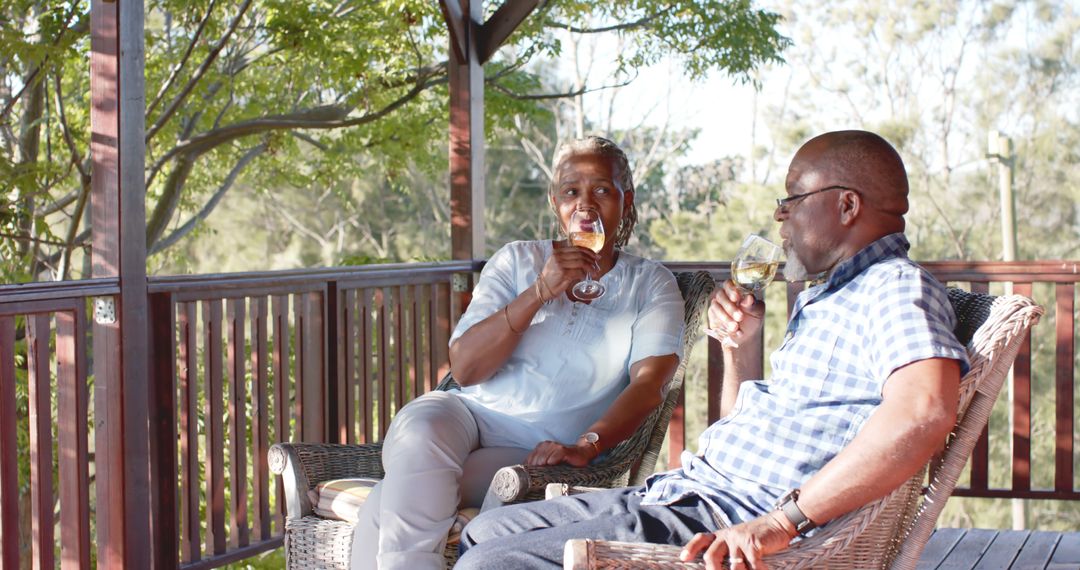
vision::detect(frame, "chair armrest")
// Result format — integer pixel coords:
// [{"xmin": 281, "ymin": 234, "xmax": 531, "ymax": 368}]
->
[
  {"xmin": 489, "ymin": 453, "xmax": 636, "ymax": 505},
  {"xmin": 565, "ymin": 540, "xmax": 700, "ymax": 569},
  {"xmin": 268, "ymin": 442, "xmax": 386, "ymax": 520}
]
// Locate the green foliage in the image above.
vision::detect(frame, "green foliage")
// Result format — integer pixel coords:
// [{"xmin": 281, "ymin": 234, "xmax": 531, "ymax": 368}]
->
[{"xmin": 1, "ymin": 0, "xmax": 790, "ymax": 280}]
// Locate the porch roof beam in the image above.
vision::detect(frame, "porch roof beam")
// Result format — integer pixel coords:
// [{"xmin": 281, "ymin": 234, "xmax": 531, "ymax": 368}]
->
[{"xmin": 478, "ymin": 0, "xmax": 545, "ymax": 63}]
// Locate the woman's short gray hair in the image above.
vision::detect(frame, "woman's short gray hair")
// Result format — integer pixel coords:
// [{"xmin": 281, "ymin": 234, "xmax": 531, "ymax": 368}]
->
[{"xmin": 548, "ymin": 136, "xmax": 638, "ymax": 248}]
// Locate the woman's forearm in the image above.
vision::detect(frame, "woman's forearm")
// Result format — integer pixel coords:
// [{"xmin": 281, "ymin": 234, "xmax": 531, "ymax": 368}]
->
[
  {"xmin": 582, "ymin": 354, "xmax": 679, "ymax": 453},
  {"xmin": 449, "ymin": 280, "xmax": 547, "ymax": 386}
]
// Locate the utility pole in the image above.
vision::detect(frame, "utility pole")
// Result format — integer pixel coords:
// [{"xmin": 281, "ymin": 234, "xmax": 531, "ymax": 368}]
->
[
  {"xmin": 987, "ymin": 131, "xmax": 1017, "ymax": 263},
  {"xmin": 986, "ymin": 129, "xmax": 1023, "ymax": 530}
]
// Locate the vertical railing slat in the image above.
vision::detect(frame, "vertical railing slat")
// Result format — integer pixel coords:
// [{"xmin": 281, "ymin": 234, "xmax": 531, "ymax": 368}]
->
[
  {"xmin": 668, "ymin": 383, "xmax": 686, "ymax": 469},
  {"xmin": 361, "ymin": 289, "xmax": 374, "ymax": 443},
  {"xmin": 271, "ymin": 294, "xmax": 289, "ymax": 532},
  {"xmin": 227, "ymin": 298, "xmax": 249, "ymax": 547},
  {"xmin": 968, "ymin": 281, "xmax": 991, "ymax": 492},
  {"xmin": 424, "ymin": 284, "xmax": 438, "ymax": 392},
  {"xmin": 434, "ymin": 282, "xmax": 452, "ymax": 382},
  {"xmin": 0, "ymin": 316, "xmax": 21, "ymax": 569},
  {"xmin": 148, "ymin": 293, "xmax": 178, "ymax": 570},
  {"xmin": 179, "ymin": 302, "xmax": 200, "ymax": 562},
  {"xmin": 1011, "ymin": 282, "xmax": 1033, "ymax": 493},
  {"xmin": 333, "ymin": 285, "xmax": 348, "ymax": 444},
  {"xmin": 377, "ymin": 288, "xmax": 390, "ymax": 439},
  {"xmin": 27, "ymin": 314, "xmax": 55, "ymax": 569},
  {"xmin": 394, "ymin": 286, "xmax": 406, "ymax": 411},
  {"xmin": 204, "ymin": 299, "xmax": 226, "ymax": 554},
  {"xmin": 251, "ymin": 296, "xmax": 270, "ymax": 540},
  {"xmin": 1055, "ymin": 283, "xmax": 1075, "ymax": 493},
  {"xmin": 706, "ymin": 337, "xmax": 722, "ymax": 426},
  {"xmin": 343, "ymin": 289, "xmax": 357, "ymax": 444},
  {"xmin": 293, "ymin": 294, "xmax": 304, "ymax": 442},
  {"xmin": 57, "ymin": 309, "xmax": 91, "ymax": 569},
  {"xmin": 301, "ymin": 292, "xmax": 325, "ymax": 442},
  {"xmin": 412, "ymin": 284, "xmax": 424, "ymax": 400}
]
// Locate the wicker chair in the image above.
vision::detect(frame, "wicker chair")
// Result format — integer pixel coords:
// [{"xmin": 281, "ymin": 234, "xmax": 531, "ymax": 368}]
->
[
  {"xmin": 562, "ymin": 288, "xmax": 1044, "ymax": 570},
  {"xmin": 268, "ymin": 270, "xmax": 715, "ymax": 569}
]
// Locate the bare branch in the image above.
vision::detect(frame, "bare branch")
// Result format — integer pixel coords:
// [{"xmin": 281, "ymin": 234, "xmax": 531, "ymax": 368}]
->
[
  {"xmin": 52, "ymin": 70, "xmax": 88, "ymax": 181},
  {"xmin": 0, "ymin": 231, "xmax": 73, "ymax": 247},
  {"xmin": 149, "ymin": 142, "xmax": 268, "ymax": 254},
  {"xmin": 146, "ymin": 0, "xmax": 255, "ymax": 142},
  {"xmin": 148, "ymin": 74, "xmax": 440, "ymax": 176},
  {"xmin": 488, "ymin": 71, "xmax": 636, "ymax": 101},
  {"xmin": 542, "ymin": 10, "xmax": 671, "ymax": 34},
  {"xmin": 146, "ymin": 0, "xmax": 221, "ymax": 118},
  {"xmin": 265, "ymin": 190, "xmax": 329, "ymax": 247}
]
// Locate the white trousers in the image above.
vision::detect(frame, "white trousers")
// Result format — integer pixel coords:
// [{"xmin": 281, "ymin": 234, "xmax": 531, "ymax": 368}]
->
[{"xmin": 350, "ymin": 391, "xmax": 530, "ymax": 570}]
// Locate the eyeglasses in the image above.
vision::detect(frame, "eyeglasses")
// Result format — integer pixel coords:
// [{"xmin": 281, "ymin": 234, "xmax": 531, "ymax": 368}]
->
[{"xmin": 775, "ymin": 185, "xmax": 859, "ymax": 212}]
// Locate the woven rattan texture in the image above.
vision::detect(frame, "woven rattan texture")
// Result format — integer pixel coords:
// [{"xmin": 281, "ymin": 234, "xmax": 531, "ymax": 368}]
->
[{"xmin": 564, "ymin": 291, "xmax": 1043, "ymax": 570}]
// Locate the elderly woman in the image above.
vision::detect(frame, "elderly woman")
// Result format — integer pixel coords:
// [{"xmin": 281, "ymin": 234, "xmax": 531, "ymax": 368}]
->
[{"xmin": 351, "ymin": 136, "xmax": 685, "ymax": 570}]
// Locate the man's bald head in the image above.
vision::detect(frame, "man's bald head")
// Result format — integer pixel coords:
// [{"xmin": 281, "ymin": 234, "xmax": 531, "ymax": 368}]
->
[{"xmin": 796, "ymin": 130, "xmax": 909, "ymax": 217}]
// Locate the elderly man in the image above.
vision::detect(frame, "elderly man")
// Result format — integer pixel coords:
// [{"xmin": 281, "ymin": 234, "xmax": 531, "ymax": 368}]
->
[{"xmin": 454, "ymin": 130, "xmax": 969, "ymax": 570}]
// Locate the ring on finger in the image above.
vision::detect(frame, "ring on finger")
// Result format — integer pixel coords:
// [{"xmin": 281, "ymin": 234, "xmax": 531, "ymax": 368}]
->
[{"xmin": 729, "ymin": 556, "xmax": 744, "ymax": 564}]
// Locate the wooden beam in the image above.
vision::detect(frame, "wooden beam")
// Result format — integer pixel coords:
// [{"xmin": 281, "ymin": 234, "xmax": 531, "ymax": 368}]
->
[
  {"xmin": 449, "ymin": 0, "xmax": 485, "ymax": 260},
  {"xmin": 438, "ymin": 0, "xmax": 469, "ymax": 64},
  {"xmin": 90, "ymin": 0, "xmax": 151, "ymax": 567},
  {"xmin": 478, "ymin": 0, "xmax": 543, "ymax": 63}
]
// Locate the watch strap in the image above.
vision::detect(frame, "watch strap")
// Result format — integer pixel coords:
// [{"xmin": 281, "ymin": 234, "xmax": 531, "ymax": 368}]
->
[{"xmin": 778, "ymin": 489, "xmax": 817, "ymax": 536}]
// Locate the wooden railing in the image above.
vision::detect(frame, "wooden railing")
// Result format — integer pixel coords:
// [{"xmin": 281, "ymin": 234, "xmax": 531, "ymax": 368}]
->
[
  {"xmin": 0, "ymin": 260, "xmax": 1075, "ymax": 568},
  {"xmin": 145, "ymin": 261, "xmax": 477, "ymax": 568},
  {"xmin": 0, "ymin": 279, "xmax": 116, "ymax": 569}
]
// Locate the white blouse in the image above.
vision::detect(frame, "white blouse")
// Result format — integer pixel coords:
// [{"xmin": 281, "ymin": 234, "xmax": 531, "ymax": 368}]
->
[{"xmin": 449, "ymin": 240, "xmax": 685, "ymax": 449}]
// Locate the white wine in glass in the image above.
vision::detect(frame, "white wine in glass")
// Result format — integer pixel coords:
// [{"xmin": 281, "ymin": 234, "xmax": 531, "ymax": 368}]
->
[
  {"xmin": 711, "ymin": 234, "xmax": 783, "ymax": 347},
  {"xmin": 731, "ymin": 234, "xmax": 782, "ymax": 294},
  {"xmin": 568, "ymin": 209, "xmax": 606, "ymax": 300},
  {"xmin": 732, "ymin": 260, "xmax": 780, "ymax": 294}
]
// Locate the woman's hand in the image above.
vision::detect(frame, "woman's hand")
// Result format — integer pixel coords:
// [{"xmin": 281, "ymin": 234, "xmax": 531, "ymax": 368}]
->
[
  {"xmin": 704, "ymin": 280, "xmax": 765, "ymax": 347},
  {"xmin": 525, "ymin": 440, "xmax": 596, "ymax": 467},
  {"xmin": 539, "ymin": 242, "xmax": 599, "ymax": 300}
]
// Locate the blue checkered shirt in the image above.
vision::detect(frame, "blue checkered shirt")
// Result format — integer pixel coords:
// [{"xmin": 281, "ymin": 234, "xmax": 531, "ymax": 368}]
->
[{"xmin": 640, "ymin": 233, "xmax": 969, "ymax": 528}]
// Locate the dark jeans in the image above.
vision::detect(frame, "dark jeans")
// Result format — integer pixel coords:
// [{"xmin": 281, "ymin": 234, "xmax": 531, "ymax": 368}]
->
[{"xmin": 456, "ymin": 486, "xmax": 723, "ymax": 569}]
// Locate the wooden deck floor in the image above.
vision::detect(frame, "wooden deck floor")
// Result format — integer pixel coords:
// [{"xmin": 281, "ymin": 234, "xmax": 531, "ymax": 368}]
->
[{"xmin": 918, "ymin": 528, "xmax": 1080, "ymax": 569}]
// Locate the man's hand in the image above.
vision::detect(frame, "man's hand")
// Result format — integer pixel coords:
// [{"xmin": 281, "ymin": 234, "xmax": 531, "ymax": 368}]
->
[
  {"xmin": 525, "ymin": 440, "xmax": 595, "ymax": 467},
  {"xmin": 704, "ymin": 280, "xmax": 765, "ymax": 347},
  {"xmin": 679, "ymin": 511, "xmax": 796, "ymax": 570}
]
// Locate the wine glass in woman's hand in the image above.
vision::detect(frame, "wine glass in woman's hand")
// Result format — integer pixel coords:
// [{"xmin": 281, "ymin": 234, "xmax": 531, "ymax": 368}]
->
[{"xmin": 568, "ymin": 209, "xmax": 606, "ymax": 301}]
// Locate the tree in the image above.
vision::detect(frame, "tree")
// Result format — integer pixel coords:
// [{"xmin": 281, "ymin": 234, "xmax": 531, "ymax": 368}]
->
[{"xmin": 1, "ymin": 0, "xmax": 790, "ymax": 281}]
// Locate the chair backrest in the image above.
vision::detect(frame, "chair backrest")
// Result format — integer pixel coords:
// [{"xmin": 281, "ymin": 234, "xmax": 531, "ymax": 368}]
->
[
  {"xmin": 888, "ymin": 291, "xmax": 1042, "ymax": 569},
  {"xmin": 752, "ymin": 289, "xmax": 1043, "ymax": 569},
  {"xmin": 627, "ymin": 270, "xmax": 714, "ymax": 484}
]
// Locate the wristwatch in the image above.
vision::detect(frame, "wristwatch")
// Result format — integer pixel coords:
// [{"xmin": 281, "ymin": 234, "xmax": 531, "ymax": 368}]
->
[
  {"xmin": 776, "ymin": 489, "xmax": 817, "ymax": 536},
  {"xmin": 578, "ymin": 432, "xmax": 600, "ymax": 457}
]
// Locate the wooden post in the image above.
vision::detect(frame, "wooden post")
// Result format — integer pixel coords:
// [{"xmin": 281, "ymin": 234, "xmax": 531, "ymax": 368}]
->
[
  {"xmin": 90, "ymin": 0, "xmax": 151, "ymax": 567},
  {"xmin": 448, "ymin": 0, "xmax": 486, "ymax": 262}
]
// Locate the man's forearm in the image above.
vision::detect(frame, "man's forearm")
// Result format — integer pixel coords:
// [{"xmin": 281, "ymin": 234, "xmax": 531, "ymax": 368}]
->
[
  {"xmin": 796, "ymin": 358, "xmax": 960, "ymax": 526},
  {"xmin": 719, "ymin": 329, "xmax": 764, "ymax": 418}
]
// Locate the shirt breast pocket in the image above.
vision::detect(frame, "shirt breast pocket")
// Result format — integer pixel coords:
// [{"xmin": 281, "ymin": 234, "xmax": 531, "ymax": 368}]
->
[{"xmin": 776, "ymin": 332, "xmax": 840, "ymax": 399}]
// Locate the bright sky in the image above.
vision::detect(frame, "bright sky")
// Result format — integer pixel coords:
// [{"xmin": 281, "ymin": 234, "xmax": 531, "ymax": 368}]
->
[{"xmin": 556, "ymin": 30, "xmax": 781, "ymax": 179}]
